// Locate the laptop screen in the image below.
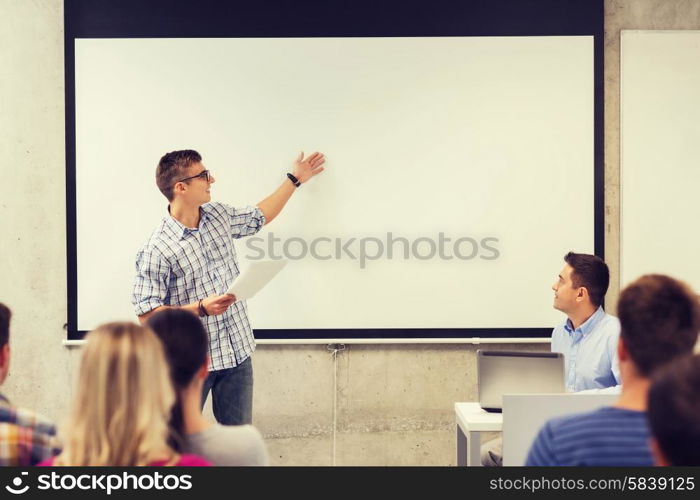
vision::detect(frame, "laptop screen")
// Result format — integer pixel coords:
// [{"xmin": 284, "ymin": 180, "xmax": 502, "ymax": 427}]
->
[{"xmin": 477, "ymin": 350, "xmax": 565, "ymax": 412}]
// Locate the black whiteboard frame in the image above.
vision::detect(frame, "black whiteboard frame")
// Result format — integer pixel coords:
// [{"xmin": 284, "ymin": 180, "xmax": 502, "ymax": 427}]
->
[{"xmin": 65, "ymin": 0, "xmax": 604, "ymax": 340}]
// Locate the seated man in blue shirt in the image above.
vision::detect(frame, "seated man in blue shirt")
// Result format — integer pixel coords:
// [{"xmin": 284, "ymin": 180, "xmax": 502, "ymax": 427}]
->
[
  {"xmin": 648, "ymin": 353, "xmax": 700, "ymax": 466},
  {"xmin": 482, "ymin": 252, "xmax": 621, "ymax": 466},
  {"xmin": 526, "ymin": 274, "xmax": 700, "ymax": 466},
  {"xmin": 551, "ymin": 252, "xmax": 621, "ymax": 391}
]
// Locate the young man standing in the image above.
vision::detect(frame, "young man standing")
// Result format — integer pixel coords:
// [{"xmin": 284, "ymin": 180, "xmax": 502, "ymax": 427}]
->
[
  {"xmin": 527, "ymin": 274, "xmax": 700, "ymax": 466},
  {"xmin": 0, "ymin": 303, "xmax": 60, "ymax": 465},
  {"xmin": 132, "ymin": 149, "xmax": 325, "ymax": 425}
]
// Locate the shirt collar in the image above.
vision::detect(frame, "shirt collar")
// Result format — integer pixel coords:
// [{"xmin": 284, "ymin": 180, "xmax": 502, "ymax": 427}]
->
[
  {"xmin": 0, "ymin": 393, "xmax": 10, "ymax": 406},
  {"xmin": 164, "ymin": 205, "xmax": 211, "ymax": 239},
  {"xmin": 564, "ymin": 306, "xmax": 605, "ymax": 335}
]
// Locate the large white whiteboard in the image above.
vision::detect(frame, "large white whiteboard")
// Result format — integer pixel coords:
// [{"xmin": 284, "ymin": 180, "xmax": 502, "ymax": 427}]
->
[
  {"xmin": 74, "ymin": 37, "xmax": 595, "ymax": 333},
  {"xmin": 621, "ymin": 31, "xmax": 700, "ymax": 290}
]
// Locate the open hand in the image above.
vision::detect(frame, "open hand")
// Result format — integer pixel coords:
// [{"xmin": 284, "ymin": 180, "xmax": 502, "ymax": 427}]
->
[{"xmin": 292, "ymin": 151, "xmax": 325, "ymax": 183}]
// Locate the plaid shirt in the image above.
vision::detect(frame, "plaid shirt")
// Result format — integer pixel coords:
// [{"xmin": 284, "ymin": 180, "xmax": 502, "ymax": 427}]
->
[
  {"xmin": 132, "ymin": 202, "xmax": 265, "ymax": 371},
  {"xmin": 0, "ymin": 393, "xmax": 60, "ymax": 466}
]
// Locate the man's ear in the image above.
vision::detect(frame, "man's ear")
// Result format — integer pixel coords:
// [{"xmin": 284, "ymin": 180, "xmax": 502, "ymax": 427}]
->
[
  {"xmin": 576, "ymin": 287, "xmax": 588, "ymax": 303},
  {"xmin": 174, "ymin": 181, "xmax": 186, "ymax": 196},
  {"xmin": 650, "ymin": 437, "xmax": 670, "ymax": 466},
  {"xmin": 198, "ymin": 356, "xmax": 210, "ymax": 380},
  {"xmin": 617, "ymin": 336, "xmax": 629, "ymax": 363}
]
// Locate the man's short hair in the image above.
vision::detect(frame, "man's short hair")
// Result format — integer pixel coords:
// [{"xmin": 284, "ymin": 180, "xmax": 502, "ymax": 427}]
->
[
  {"xmin": 617, "ymin": 274, "xmax": 700, "ymax": 377},
  {"xmin": 0, "ymin": 303, "xmax": 10, "ymax": 348},
  {"xmin": 563, "ymin": 251, "xmax": 609, "ymax": 307},
  {"xmin": 648, "ymin": 354, "xmax": 700, "ymax": 465},
  {"xmin": 155, "ymin": 150, "xmax": 202, "ymax": 201}
]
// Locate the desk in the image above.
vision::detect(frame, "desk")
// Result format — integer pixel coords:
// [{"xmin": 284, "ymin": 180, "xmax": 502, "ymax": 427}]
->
[{"xmin": 454, "ymin": 402, "xmax": 503, "ymax": 466}]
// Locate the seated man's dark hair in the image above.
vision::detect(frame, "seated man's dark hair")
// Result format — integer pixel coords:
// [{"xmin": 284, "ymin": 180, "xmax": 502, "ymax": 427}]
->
[{"xmin": 563, "ymin": 252, "xmax": 609, "ymax": 307}]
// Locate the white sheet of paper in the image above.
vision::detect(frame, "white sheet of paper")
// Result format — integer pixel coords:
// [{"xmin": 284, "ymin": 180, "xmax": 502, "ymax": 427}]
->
[{"xmin": 225, "ymin": 260, "xmax": 288, "ymax": 300}]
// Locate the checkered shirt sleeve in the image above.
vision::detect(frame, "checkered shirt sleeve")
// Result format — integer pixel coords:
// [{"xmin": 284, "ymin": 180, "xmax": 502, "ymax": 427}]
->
[
  {"xmin": 0, "ymin": 402, "xmax": 61, "ymax": 466},
  {"xmin": 132, "ymin": 246, "xmax": 170, "ymax": 317}
]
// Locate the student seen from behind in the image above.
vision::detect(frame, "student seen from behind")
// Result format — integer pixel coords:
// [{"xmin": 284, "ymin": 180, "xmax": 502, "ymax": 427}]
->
[
  {"xmin": 40, "ymin": 322, "xmax": 210, "ymax": 466},
  {"xmin": 0, "ymin": 302, "xmax": 60, "ymax": 466},
  {"xmin": 148, "ymin": 308, "xmax": 268, "ymax": 466},
  {"xmin": 648, "ymin": 353, "xmax": 700, "ymax": 466}
]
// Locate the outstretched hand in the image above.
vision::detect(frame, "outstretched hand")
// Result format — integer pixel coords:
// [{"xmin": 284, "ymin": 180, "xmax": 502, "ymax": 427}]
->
[{"xmin": 292, "ymin": 151, "xmax": 325, "ymax": 184}]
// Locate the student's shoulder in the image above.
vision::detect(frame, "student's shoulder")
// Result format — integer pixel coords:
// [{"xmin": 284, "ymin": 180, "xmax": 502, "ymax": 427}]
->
[
  {"xmin": 189, "ymin": 424, "xmax": 268, "ymax": 465},
  {"xmin": 138, "ymin": 221, "xmax": 179, "ymax": 258},
  {"xmin": 599, "ymin": 311, "xmax": 621, "ymax": 331},
  {"xmin": 202, "ymin": 201, "xmax": 231, "ymax": 218},
  {"xmin": 545, "ymin": 407, "xmax": 608, "ymax": 435},
  {"xmin": 551, "ymin": 318, "xmax": 569, "ymax": 337},
  {"xmin": 206, "ymin": 423, "xmax": 264, "ymax": 443},
  {"xmin": 547, "ymin": 406, "xmax": 638, "ymax": 442},
  {"xmin": 0, "ymin": 404, "xmax": 57, "ymax": 437}
]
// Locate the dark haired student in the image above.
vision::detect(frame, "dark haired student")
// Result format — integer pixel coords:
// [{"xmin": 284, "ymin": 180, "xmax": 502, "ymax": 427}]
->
[
  {"xmin": 551, "ymin": 252, "xmax": 620, "ymax": 391},
  {"xmin": 648, "ymin": 354, "xmax": 700, "ymax": 466},
  {"xmin": 148, "ymin": 309, "xmax": 268, "ymax": 465},
  {"xmin": 131, "ymin": 149, "xmax": 325, "ymax": 425},
  {"xmin": 0, "ymin": 303, "xmax": 60, "ymax": 465}
]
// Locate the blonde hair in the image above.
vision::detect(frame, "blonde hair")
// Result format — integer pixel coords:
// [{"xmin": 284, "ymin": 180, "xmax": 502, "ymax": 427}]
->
[{"xmin": 56, "ymin": 322, "xmax": 176, "ymax": 466}]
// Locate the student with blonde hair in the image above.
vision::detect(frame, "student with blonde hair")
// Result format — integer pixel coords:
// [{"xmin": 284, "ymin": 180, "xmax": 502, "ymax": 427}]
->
[{"xmin": 40, "ymin": 322, "xmax": 209, "ymax": 466}]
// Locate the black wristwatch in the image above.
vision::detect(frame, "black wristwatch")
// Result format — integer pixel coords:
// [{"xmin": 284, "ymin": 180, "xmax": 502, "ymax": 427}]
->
[
  {"xmin": 198, "ymin": 299, "xmax": 209, "ymax": 317},
  {"xmin": 287, "ymin": 172, "xmax": 301, "ymax": 188}
]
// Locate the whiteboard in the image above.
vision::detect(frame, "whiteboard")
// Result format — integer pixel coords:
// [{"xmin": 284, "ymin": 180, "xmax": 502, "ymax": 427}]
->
[
  {"xmin": 621, "ymin": 31, "xmax": 700, "ymax": 290},
  {"xmin": 72, "ymin": 36, "xmax": 596, "ymax": 335}
]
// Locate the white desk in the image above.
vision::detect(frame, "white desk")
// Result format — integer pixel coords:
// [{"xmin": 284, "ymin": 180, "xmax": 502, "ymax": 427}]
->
[{"xmin": 454, "ymin": 402, "xmax": 502, "ymax": 466}]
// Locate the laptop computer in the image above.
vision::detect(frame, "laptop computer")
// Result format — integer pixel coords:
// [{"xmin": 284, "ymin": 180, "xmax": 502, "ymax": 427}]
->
[{"xmin": 477, "ymin": 350, "xmax": 565, "ymax": 412}]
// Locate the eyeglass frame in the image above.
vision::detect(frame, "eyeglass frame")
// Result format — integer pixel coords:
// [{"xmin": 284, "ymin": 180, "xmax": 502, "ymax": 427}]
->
[{"xmin": 175, "ymin": 169, "xmax": 211, "ymax": 185}]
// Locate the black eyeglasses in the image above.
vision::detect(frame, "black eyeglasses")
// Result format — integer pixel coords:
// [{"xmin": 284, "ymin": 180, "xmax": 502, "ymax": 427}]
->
[{"xmin": 176, "ymin": 169, "xmax": 211, "ymax": 184}]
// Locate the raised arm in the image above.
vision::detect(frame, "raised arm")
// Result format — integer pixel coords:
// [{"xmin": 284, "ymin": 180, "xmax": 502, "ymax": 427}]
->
[{"xmin": 256, "ymin": 151, "xmax": 325, "ymax": 224}]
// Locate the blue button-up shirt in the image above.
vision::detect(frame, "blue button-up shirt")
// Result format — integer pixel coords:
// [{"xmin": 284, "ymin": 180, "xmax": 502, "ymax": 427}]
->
[
  {"xmin": 131, "ymin": 202, "xmax": 265, "ymax": 371},
  {"xmin": 551, "ymin": 306, "xmax": 621, "ymax": 392}
]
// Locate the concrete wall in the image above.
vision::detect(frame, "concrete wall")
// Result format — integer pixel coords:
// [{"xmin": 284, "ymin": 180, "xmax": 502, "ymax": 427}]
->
[{"xmin": 1, "ymin": 0, "xmax": 697, "ymax": 466}]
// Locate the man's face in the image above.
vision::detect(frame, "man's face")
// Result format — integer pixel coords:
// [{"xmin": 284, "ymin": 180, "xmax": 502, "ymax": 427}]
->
[
  {"xmin": 179, "ymin": 162, "xmax": 215, "ymax": 205},
  {"xmin": 552, "ymin": 264, "xmax": 580, "ymax": 313}
]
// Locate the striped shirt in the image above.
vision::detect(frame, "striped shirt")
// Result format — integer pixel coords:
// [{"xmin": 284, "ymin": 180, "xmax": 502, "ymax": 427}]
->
[
  {"xmin": 132, "ymin": 202, "xmax": 265, "ymax": 371},
  {"xmin": 525, "ymin": 406, "xmax": 653, "ymax": 466},
  {"xmin": 551, "ymin": 307, "xmax": 621, "ymax": 392},
  {"xmin": 0, "ymin": 393, "xmax": 60, "ymax": 466}
]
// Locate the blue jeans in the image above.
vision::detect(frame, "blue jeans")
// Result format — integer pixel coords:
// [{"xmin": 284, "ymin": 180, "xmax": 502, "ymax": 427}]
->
[{"xmin": 201, "ymin": 357, "xmax": 253, "ymax": 425}]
